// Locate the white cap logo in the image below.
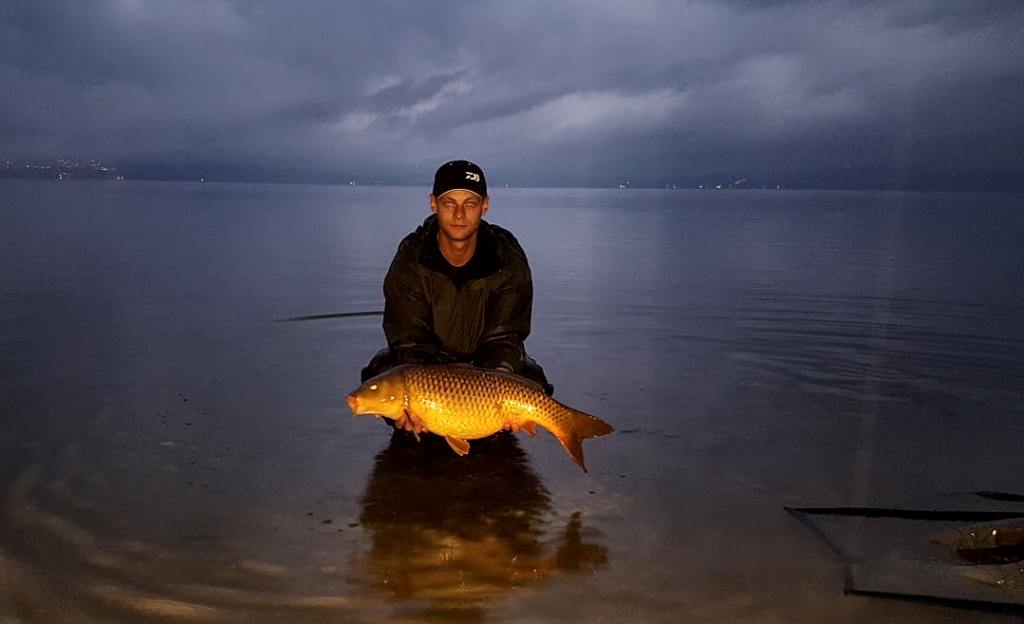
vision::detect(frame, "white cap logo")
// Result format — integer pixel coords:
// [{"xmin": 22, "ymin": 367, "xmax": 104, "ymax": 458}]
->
[{"xmin": 466, "ymin": 172, "xmax": 481, "ymax": 182}]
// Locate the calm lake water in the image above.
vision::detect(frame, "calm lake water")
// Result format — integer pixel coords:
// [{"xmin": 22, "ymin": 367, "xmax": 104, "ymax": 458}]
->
[{"xmin": 1, "ymin": 180, "xmax": 1023, "ymax": 622}]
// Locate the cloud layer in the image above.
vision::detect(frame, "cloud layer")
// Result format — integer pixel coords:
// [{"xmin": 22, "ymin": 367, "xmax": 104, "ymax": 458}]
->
[{"xmin": 2, "ymin": 0, "xmax": 1023, "ymax": 187}]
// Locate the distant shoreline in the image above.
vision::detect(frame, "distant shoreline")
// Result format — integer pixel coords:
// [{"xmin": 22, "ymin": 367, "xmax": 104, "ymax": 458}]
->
[
  {"xmin": 3, "ymin": 177, "xmax": 1022, "ymax": 195},
  {"xmin": 2, "ymin": 160, "xmax": 1021, "ymax": 192}
]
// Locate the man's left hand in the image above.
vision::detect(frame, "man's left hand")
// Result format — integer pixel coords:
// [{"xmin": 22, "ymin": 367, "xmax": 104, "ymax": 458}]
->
[{"xmin": 394, "ymin": 412, "xmax": 429, "ymax": 436}]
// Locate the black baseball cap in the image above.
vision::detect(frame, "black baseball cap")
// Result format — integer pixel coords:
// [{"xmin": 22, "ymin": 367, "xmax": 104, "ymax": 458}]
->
[{"xmin": 432, "ymin": 160, "xmax": 487, "ymax": 198}]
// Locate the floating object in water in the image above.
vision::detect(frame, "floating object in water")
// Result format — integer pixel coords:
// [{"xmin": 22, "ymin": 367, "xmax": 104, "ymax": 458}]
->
[
  {"xmin": 931, "ymin": 519, "xmax": 1024, "ymax": 565},
  {"xmin": 274, "ymin": 310, "xmax": 383, "ymax": 323}
]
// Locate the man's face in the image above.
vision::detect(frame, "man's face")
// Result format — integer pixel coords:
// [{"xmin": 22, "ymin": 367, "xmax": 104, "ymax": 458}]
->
[{"xmin": 430, "ymin": 190, "xmax": 489, "ymax": 244}]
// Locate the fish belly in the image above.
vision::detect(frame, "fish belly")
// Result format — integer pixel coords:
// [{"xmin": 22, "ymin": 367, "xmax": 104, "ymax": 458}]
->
[
  {"xmin": 415, "ymin": 407, "xmax": 506, "ymax": 439},
  {"xmin": 403, "ymin": 366, "xmax": 542, "ymax": 440},
  {"xmin": 406, "ymin": 389, "xmax": 513, "ymax": 439}
]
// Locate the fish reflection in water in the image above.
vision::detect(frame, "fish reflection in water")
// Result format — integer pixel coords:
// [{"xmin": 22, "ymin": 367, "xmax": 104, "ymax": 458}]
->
[{"xmin": 351, "ymin": 430, "xmax": 609, "ymax": 621}]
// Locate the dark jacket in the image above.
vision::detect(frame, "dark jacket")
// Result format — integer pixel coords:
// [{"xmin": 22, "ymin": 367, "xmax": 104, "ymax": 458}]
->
[{"xmin": 382, "ymin": 215, "xmax": 532, "ymax": 373}]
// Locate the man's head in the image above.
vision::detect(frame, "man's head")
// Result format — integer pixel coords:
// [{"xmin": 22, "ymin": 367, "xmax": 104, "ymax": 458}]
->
[
  {"xmin": 429, "ymin": 160, "xmax": 490, "ymax": 256},
  {"xmin": 432, "ymin": 160, "xmax": 487, "ymax": 199}
]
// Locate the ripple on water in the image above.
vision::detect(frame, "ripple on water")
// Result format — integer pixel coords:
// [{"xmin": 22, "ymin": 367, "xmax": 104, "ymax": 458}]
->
[{"xmin": 729, "ymin": 294, "xmax": 1024, "ymax": 407}]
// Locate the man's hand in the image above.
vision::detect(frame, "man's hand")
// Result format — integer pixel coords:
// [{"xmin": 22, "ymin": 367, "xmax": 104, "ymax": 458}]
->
[
  {"xmin": 394, "ymin": 412, "xmax": 429, "ymax": 437},
  {"xmin": 492, "ymin": 364, "xmax": 519, "ymax": 432}
]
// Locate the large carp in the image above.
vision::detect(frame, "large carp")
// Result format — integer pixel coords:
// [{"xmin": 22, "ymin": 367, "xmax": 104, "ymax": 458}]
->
[{"xmin": 347, "ymin": 364, "xmax": 614, "ymax": 472}]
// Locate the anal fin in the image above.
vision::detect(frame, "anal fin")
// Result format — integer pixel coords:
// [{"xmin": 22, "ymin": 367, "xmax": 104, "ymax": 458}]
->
[{"xmin": 445, "ymin": 435, "xmax": 471, "ymax": 456}]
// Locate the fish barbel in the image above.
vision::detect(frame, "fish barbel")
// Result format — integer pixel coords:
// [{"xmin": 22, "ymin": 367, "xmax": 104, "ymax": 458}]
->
[{"xmin": 346, "ymin": 364, "xmax": 614, "ymax": 472}]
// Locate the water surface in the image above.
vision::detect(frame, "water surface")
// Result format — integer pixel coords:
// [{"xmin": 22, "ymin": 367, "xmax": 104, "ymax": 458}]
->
[{"xmin": 1, "ymin": 180, "xmax": 1023, "ymax": 622}]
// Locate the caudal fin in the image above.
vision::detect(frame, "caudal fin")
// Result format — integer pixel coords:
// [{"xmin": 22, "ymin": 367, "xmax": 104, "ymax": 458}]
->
[{"xmin": 551, "ymin": 407, "xmax": 614, "ymax": 473}]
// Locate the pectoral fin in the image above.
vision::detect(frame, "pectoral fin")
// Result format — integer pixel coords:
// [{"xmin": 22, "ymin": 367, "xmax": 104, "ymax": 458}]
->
[{"xmin": 444, "ymin": 435, "xmax": 471, "ymax": 456}]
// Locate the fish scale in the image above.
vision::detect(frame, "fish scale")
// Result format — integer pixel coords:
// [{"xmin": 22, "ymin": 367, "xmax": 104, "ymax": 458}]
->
[
  {"xmin": 347, "ymin": 364, "xmax": 614, "ymax": 472},
  {"xmin": 404, "ymin": 365, "xmax": 541, "ymax": 437}
]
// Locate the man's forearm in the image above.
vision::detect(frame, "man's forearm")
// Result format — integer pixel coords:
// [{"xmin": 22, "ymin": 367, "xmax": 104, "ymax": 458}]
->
[
  {"xmin": 391, "ymin": 343, "xmax": 440, "ymax": 365},
  {"xmin": 476, "ymin": 335, "xmax": 525, "ymax": 372}
]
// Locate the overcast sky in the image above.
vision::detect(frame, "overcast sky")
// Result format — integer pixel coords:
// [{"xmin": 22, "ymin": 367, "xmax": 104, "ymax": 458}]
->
[{"xmin": 2, "ymin": 0, "xmax": 1023, "ymax": 187}]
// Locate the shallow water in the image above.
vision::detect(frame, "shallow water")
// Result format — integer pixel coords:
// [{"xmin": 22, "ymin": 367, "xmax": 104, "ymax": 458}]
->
[{"xmin": 1, "ymin": 180, "xmax": 1023, "ymax": 622}]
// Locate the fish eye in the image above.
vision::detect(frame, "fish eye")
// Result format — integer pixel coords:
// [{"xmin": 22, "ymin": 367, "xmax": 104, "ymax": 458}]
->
[{"xmin": 369, "ymin": 383, "xmax": 378, "ymax": 391}]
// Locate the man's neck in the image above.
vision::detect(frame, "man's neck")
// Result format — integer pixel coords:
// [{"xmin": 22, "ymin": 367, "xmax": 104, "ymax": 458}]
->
[{"xmin": 438, "ymin": 233, "xmax": 477, "ymax": 267}]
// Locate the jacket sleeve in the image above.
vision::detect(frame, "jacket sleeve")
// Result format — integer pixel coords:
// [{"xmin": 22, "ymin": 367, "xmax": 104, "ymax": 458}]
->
[
  {"xmin": 382, "ymin": 245, "xmax": 440, "ymax": 365},
  {"xmin": 475, "ymin": 260, "xmax": 532, "ymax": 373}
]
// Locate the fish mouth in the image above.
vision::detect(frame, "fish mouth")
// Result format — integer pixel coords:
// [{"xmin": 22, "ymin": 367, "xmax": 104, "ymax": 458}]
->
[{"xmin": 346, "ymin": 395, "xmax": 358, "ymax": 413}]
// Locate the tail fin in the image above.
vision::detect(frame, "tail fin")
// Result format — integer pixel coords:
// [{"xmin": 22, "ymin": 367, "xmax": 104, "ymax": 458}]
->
[{"xmin": 554, "ymin": 407, "xmax": 614, "ymax": 473}]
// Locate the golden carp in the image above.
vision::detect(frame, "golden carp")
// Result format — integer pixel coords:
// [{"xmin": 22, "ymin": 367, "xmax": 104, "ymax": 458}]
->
[{"xmin": 347, "ymin": 364, "xmax": 614, "ymax": 472}]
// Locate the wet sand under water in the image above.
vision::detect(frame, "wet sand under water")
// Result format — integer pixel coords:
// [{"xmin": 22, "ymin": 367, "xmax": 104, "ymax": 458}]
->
[
  {"xmin": 3, "ymin": 340, "xmax": 1022, "ymax": 623},
  {"xmin": 0, "ymin": 428, "xmax": 611, "ymax": 623}
]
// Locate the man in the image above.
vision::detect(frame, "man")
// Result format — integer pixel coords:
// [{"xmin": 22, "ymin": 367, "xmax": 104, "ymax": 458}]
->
[{"xmin": 361, "ymin": 160, "xmax": 552, "ymax": 432}]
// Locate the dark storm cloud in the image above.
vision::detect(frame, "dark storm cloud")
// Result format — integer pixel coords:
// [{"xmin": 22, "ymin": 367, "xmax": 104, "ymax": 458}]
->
[{"xmin": 1, "ymin": 0, "xmax": 1022, "ymax": 187}]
